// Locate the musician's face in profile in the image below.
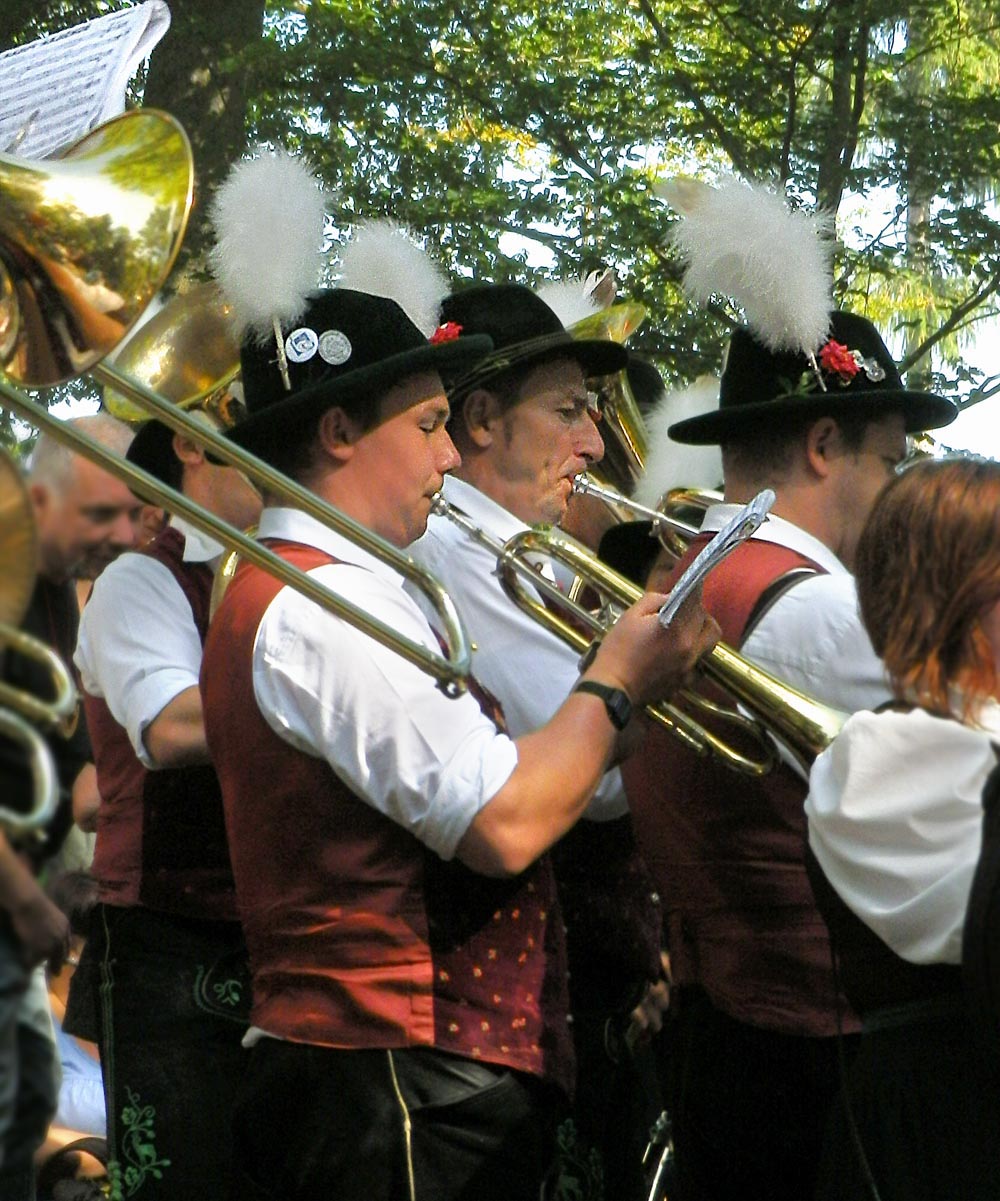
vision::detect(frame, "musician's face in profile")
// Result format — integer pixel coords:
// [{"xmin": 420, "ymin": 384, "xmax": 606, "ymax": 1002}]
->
[
  {"xmin": 495, "ymin": 357, "xmax": 605, "ymax": 527},
  {"xmin": 339, "ymin": 370, "xmax": 460, "ymax": 548},
  {"xmin": 828, "ymin": 411, "xmax": 908, "ymax": 571}
]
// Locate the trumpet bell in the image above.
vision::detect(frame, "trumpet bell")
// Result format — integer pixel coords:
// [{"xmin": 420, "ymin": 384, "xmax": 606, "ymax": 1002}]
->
[
  {"xmin": 0, "ymin": 109, "xmax": 193, "ymax": 388},
  {"xmin": 103, "ymin": 281, "xmax": 242, "ymax": 424}
]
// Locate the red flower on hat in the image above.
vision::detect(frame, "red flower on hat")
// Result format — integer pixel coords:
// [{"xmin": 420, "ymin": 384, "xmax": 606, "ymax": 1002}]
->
[
  {"xmin": 818, "ymin": 338, "xmax": 860, "ymax": 382},
  {"xmin": 430, "ymin": 321, "xmax": 463, "ymax": 344}
]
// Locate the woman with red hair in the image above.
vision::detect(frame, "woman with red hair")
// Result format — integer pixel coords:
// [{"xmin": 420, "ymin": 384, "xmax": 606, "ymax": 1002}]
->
[{"xmin": 805, "ymin": 455, "xmax": 1000, "ymax": 1201}]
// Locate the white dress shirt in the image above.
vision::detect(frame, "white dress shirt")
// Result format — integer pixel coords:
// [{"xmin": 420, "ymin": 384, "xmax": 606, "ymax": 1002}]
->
[
  {"xmin": 75, "ymin": 517, "xmax": 223, "ymax": 768},
  {"xmin": 409, "ymin": 475, "xmax": 628, "ymax": 820},
  {"xmin": 806, "ymin": 702, "xmax": 998, "ymax": 964},
  {"xmin": 247, "ymin": 507, "xmax": 518, "ymax": 862},
  {"xmin": 699, "ymin": 503, "xmax": 892, "ymax": 715}
]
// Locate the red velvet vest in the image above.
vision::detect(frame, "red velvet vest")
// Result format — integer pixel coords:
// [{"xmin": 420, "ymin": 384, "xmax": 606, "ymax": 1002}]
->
[
  {"xmin": 87, "ymin": 527, "xmax": 238, "ymax": 921},
  {"xmin": 622, "ymin": 534, "xmax": 859, "ymax": 1036},
  {"xmin": 201, "ymin": 541, "xmax": 573, "ymax": 1093}
]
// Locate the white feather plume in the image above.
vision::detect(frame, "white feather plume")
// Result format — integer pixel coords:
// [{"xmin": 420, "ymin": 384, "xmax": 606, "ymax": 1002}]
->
[
  {"xmin": 336, "ymin": 220, "xmax": 449, "ymax": 336},
  {"xmin": 536, "ymin": 276, "xmax": 604, "ymax": 329},
  {"xmin": 658, "ymin": 175, "xmax": 834, "ymax": 354},
  {"xmin": 634, "ymin": 375, "xmax": 724, "ymax": 505},
  {"xmin": 209, "ymin": 149, "xmax": 326, "ymax": 344}
]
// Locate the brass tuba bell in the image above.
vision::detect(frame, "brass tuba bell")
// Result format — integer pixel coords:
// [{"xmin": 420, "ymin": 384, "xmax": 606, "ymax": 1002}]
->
[
  {"xmin": 0, "ymin": 108, "xmax": 193, "ymax": 388},
  {"xmin": 102, "ymin": 280, "xmax": 242, "ymax": 426},
  {"xmin": 568, "ymin": 300, "xmax": 649, "ymax": 499}
]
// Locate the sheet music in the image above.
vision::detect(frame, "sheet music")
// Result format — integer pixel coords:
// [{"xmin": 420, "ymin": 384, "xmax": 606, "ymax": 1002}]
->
[
  {"xmin": 658, "ymin": 489, "xmax": 775, "ymax": 627},
  {"xmin": 0, "ymin": 2, "xmax": 170, "ymax": 159}
]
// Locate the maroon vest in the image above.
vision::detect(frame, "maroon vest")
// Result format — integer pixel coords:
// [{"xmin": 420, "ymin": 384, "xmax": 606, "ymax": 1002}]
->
[
  {"xmin": 201, "ymin": 541, "xmax": 573, "ymax": 1093},
  {"xmin": 88, "ymin": 527, "xmax": 238, "ymax": 920},
  {"xmin": 623, "ymin": 534, "xmax": 859, "ymax": 1036}
]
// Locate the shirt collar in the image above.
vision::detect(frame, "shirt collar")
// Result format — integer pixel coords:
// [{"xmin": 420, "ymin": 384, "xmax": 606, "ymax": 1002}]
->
[
  {"xmin": 440, "ymin": 475, "xmax": 528, "ymax": 543},
  {"xmin": 700, "ymin": 503, "xmax": 850, "ymax": 576},
  {"xmin": 256, "ymin": 506, "xmax": 406, "ymax": 587},
  {"xmin": 171, "ymin": 516, "xmax": 226, "ymax": 566}
]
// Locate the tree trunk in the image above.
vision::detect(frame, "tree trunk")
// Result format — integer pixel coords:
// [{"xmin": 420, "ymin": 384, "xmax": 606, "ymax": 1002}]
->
[{"xmin": 142, "ymin": 0, "xmax": 265, "ymax": 277}]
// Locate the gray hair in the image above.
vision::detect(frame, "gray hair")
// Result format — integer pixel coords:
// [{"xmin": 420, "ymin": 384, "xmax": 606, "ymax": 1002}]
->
[{"xmin": 29, "ymin": 413, "xmax": 134, "ymax": 493}]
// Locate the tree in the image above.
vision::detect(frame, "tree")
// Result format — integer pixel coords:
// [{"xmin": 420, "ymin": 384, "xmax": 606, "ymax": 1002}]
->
[{"xmin": 3, "ymin": 0, "xmax": 1000, "ymax": 439}]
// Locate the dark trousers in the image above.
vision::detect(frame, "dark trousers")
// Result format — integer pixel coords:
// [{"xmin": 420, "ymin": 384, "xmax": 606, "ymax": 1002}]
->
[
  {"xmin": 232, "ymin": 1040, "xmax": 561, "ymax": 1201},
  {"xmin": 0, "ymin": 926, "xmax": 58, "ymax": 1201},
  {"xmin": 553, "ymin": 1010, "xmax": 666, "ymax": 1201},
  {"xmin": 667, "ymin": 987, "xmax": 853, "ymax": 1201},
  {"xmin": 71, "ymin": 904, "xmax": 249, "ymax": 1201},
  {"xmin": 816, "ymin": 1012, "xmax": 1000, "ymax": 1201}
]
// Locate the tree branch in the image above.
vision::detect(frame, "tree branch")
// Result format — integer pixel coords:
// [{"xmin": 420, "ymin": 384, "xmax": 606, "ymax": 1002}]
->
[{"xmin": 898, "ymin": 268, "xmax": 1000, "ymax": 373}]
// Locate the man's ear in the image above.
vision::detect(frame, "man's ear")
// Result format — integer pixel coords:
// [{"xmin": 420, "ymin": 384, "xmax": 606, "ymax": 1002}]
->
[
  {"xmin": 804, "ymin": 417, "xmax": 840, "ymax": 479},
  {"xmin": 316, "ymin": 406, "xmax": 363, "ymax": 461},
  {"xmin": 172, "ymin": 432, "xmax": 205, "ymax": 468},
  {"xmin": 28, "ymin": 480, "xmax": 50, "ymax": 518},
  {"xmin": 461, "ymin": 388, "xmax": 502, "ymax": 449}
]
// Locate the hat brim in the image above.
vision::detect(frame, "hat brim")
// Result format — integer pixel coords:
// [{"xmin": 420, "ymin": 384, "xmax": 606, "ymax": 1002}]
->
[
  {"xmin": 668, "ymin": 388, "xmax": 958, "ymax": 445},
  {"xmin": 449, "ymin": 333, "xmax": 627, "ymax": 398},
  {"xmin": 229, "ymin": 334, "xmax": 494, "ymax": 457}
]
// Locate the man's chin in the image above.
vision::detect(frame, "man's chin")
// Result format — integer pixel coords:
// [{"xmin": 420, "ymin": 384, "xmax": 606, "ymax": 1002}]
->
[{"xmin": 74, "ymin": 552, "xmax": 120, "ymax": 581}]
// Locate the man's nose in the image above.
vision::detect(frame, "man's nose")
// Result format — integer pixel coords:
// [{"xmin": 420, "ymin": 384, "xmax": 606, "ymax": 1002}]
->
[
  {"xmin": 578, "ymin": 412, "xmax": 605, "ymax": 464},
  {"xmin": 108, "ymin": 511, "xmax": 139, "ymax": 549}
]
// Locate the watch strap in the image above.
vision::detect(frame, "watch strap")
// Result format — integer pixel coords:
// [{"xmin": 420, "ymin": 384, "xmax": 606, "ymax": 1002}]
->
[{"xmin": 573, "ymin": 680, "xmax": 633, "ymax": 730}]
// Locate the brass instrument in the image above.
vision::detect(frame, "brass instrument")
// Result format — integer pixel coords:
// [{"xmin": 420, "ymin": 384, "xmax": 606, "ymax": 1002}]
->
[
  {"xmin": 0, "ymin": 113, "xmax": 473, "ymax": 697},
  {"xmin": 102, "ymin": 281, "xmax": 242, "ymax": 426},
  {"xmin": 0, "ymin": 110, "xmax": 192, "ymax": 388},
  {"xmin": 431, "ymin": 496, "xmax": 846, "ymax": 776},
  {"xmin": 572, "ymin": 475, "xmax": 846, "ymax": 771},
  {"xmin": 0, "ymin": 448, "xmax": 74, "ymax": 835},
  {"xmin": 568, "ymin": 302, "xmax": 649, "ymax": 497},
  {"xmin": 572, "ymin": 473, "xmax": 722, "ymax": 558}
]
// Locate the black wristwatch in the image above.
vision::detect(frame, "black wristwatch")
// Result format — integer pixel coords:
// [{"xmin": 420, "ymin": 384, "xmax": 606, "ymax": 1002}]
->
[{"xmin": 574, "ymin": 680, "xmax": 633, "ymax": 730}]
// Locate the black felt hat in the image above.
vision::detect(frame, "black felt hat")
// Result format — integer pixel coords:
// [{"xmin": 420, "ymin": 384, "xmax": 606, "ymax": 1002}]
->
[
  {"xmin": 669, "ymin": 311, "xmax": 957, "ymax": 445},
  {"xmin": 228, "ymin": 289, "xmax": 493, "ymax": 459},
  {"xmin": 126, "ymin": 419, "xmax": 181, "ymax": 489},
  {"xmin": 440, "ymin": 283, "xmax": 628, "ymax": 399}
]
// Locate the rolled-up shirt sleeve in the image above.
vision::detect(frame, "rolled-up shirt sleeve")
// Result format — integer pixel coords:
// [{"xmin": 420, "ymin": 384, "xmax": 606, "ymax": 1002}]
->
[
  {"xmin": 252, "ymin": 561, "xmax": 519, "ymax": 860},
  {"xmin": 75, "ymin": 554, "xmax": 204, "ymax": 767}
]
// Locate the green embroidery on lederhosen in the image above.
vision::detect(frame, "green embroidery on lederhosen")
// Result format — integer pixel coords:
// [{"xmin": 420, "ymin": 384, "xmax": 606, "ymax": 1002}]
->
[
  {"xmin": 108, "ymin": 1086, "xmax": 171, "ymax": 1197},
  {"xmin": 192, "ymin": 946, "xmax": 252, "ymax": 1023},
  {"xmin": 550, "ymin": 1116, "xmax": 605, "ymax": 1201}
]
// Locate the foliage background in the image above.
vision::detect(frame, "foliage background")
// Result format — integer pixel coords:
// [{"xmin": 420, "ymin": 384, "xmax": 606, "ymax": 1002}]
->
[{"xmin": 4, "ymin": 0, "xmax": 1000, "ymax": 447}]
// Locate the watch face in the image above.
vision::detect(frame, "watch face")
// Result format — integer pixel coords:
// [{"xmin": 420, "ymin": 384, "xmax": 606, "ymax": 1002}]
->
[{"xmin": 607, "ymin": 690, "xmax": 632, "ymax": 730}]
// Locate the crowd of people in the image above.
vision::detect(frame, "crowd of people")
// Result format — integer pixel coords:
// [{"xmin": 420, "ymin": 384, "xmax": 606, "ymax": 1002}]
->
[{"xmin": 2, "ymin": 143, "xmax": 999, "ymax": 1201}]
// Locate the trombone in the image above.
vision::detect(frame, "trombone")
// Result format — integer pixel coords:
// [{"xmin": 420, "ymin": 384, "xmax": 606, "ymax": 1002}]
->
[
  {"xmin": 0, "ymin": 110, "xmax": 472, "ymax": 696},
  {"xmin": 431, "ymin": 494, "xmax": 846, "ymax": 776},
  {"xmin": 0, "ymin": 448, "xmax": 76, "ymax": 836}
]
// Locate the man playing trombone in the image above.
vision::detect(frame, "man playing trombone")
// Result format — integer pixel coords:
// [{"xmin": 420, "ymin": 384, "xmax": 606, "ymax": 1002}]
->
[{"xmin": 198, "ymin": 154, "xmax": 718, "ymax": 1201}]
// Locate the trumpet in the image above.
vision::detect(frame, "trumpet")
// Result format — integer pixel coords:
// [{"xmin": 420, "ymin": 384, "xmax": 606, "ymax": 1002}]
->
[
  {"xmin": 0, "ymin": 111, "xmax": 472, "ymax": 697},
  {"xmin": 431, "ymin": 495, "xmax": 846, "ymax": 776}
]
